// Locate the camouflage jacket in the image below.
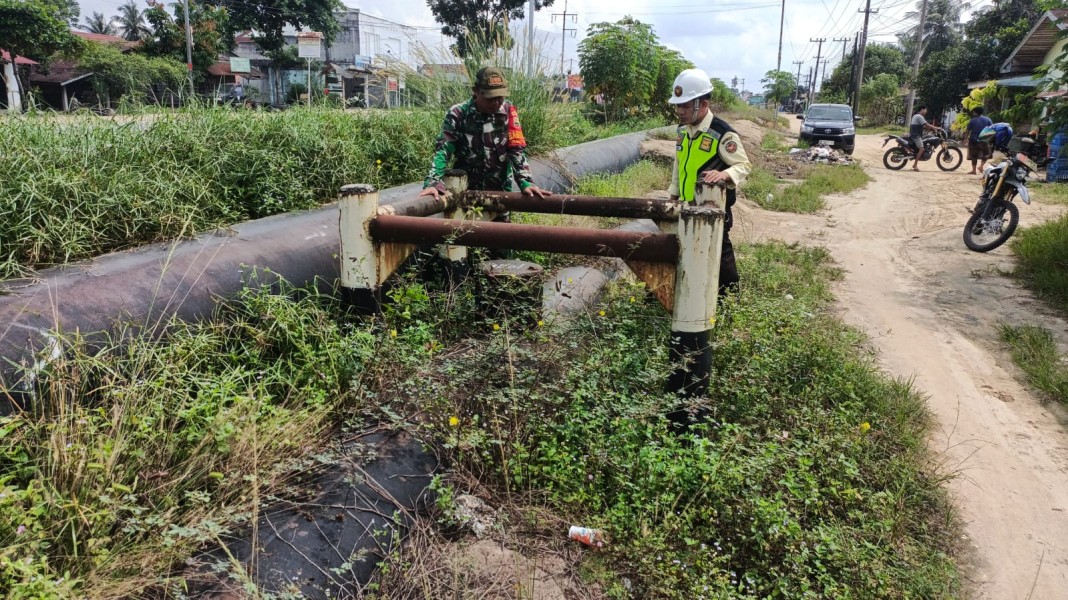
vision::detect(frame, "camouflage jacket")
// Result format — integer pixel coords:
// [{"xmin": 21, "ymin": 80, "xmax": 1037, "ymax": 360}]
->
[{"xmin": 424, "ymin": 98, "xmax": 534, "ymax": 193}]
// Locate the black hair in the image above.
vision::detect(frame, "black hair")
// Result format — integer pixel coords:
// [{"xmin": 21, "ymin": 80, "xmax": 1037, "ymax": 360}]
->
[
  {"xmin": 971, "ymin": 106, "xmax": 984, "ymax": 116},
  {"xmin": 917, "ymin": 105, "xmax": 927, "ymax": 111}
]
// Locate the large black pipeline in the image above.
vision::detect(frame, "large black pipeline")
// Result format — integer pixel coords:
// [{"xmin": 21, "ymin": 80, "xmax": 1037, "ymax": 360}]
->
[{"xmin": 0, "ymin": 129, "xmax": 662, "ymax": 407}]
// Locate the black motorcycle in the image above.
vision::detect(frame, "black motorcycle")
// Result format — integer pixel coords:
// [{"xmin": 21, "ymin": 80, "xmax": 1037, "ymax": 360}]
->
[
  {"xmin": 882, "ymin": 130, "xmax": 963, "ymax": 171},
  {"xmin": 963, "ymin": 151, "xmax": 1037, "ymax": 252}
]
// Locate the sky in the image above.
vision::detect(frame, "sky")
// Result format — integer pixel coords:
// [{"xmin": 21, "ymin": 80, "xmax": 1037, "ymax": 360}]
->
[{"xmin": 72, "ymin": 0, "xmax": 990, "ymax": 95}]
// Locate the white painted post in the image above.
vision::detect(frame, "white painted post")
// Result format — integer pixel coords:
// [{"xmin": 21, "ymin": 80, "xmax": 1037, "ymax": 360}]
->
[
  {"xmin": 439, "ymin": 170, "xmax": 469, "ymax": 259},
  {"xmin": 339, "ymin": 183, "xmax": 380, "ymax": 312},
  {"xmin": 666, "ymin": 181, "xmax": 725, "ymax": 405}
]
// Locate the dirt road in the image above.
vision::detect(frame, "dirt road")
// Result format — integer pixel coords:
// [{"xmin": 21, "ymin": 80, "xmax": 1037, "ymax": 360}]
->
[{"xmin": 735, "ymin": 121, "xmax": 1068, "ymax": 598}]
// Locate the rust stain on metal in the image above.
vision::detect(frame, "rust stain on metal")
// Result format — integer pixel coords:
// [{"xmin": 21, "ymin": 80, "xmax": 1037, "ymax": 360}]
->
[
  {"xmin": 376, "ymin": 242, "xmax": 418, "ymax": 285},
  {"xmin": 371, "ymin": 216, "xmax": 678, "ymax": 263},
  {"xmin": 462, "ymin": 190, "xmax": 680, "ymax": 221},
  {"xmin": 625, "ymin": 260, "xmax": 676, "ymax": 310}
]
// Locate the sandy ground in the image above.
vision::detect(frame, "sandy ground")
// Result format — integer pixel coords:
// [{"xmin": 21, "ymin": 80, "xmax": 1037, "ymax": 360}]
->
[{"xmin": 731, "ymin": 118, "xmax": 1068, "ymax": 599}]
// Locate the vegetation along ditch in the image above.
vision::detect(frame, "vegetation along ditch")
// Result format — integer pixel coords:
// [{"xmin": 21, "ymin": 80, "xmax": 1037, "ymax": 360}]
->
[
  {"xmin": 0, "ymin": 106, "xmax": 664, "ymax": 280},
  {"xmin": 0, "ymin": 161, "xmax": 961, "ymax": 598}
]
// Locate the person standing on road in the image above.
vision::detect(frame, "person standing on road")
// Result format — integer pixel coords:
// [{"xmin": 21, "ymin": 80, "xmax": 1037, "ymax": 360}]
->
[
  {"xmin": 667, "ymin": 68, "xmax": 752, "ymax": 296},
  {"xmin": 909, "ymin": 105, "xmax": 944, "ymax": 172},
  {"xmin": 966, "ymin": 107, "xmax": 994, "ymax": 175},
  {"xmin": 419, "ymin": 67, "xmax": 551, "ymax": 202}
]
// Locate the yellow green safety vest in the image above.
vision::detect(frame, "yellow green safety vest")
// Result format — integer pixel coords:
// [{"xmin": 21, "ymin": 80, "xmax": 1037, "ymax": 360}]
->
[{"xmin": 676, "ymin": 118, "xmax": 735, "ymax": 203}]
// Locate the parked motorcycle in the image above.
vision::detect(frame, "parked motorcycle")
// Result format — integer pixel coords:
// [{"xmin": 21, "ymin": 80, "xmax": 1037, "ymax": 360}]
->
[
  {"xmin": 963, "ymin": 151, "xmax": 1037, "ymax": 252},
  {"xmin": 881, "ymin": 130, "xmax": 964, "ymax": 171},
  {"xmin": 1020, "ymin": 133, "xmax": 1053, "ymax": 169}
]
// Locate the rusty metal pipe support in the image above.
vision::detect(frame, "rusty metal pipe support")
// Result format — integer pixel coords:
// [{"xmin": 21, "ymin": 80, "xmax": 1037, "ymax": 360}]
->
[
  {"xmin": 666, "ymin": 182, "xmax": 726, "ymax": 406},
  {"xmin": 461, "ymin": 190, "xmax": 681, "ymax": 221},
  {"xmin": 371, "ymin": 216, "xmax": 679, "ymax": 263}
]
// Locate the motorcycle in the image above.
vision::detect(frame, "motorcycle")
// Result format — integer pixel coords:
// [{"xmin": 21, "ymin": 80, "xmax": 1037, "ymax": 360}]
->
[
  {"xmin": 963, "ymin": 151, "xmax": 1037, "ymax": 252},
  {"xmin": 1021, "ymin": 133, "xmax": 1053, "ymax": 169},
  {"xmin": 881, "ymin": 129, "xmax": 964, "ymax": 171}
]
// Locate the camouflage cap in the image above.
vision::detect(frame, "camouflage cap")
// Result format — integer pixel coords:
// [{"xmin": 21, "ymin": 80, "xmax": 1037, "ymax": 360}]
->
[{"xmin": 474, "ymin": 66, "xmax": 509, "ymax": 98}]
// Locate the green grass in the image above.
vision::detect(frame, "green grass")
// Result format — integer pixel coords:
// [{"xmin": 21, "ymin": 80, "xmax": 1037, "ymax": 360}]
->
[
  {"xmin": 999, "ymin": 323, "xmax": 1068, "ymax": 403},
  {"xmin": 1030, "ymin": 182, "xmax": 1068, "ymax": 206},
  {"xmin": 722, "ymin": 105, "xmax": 790, "ymax": 129},
  {"xmin": 760, "ymin": 130, "xmax": 792, "ymax": 153},
  {"xmin": 858, "ymin": 124, "xmax": 906, "ymax": 136},
  {"xmin": 0, "ymin": 238, "xmax": 962, "ymax": 597},
  {"xmin": 573, "ymin": 160, "xmax": 672, "ymax": 198},
  {"xmin": 743, "ymin": 164, "xmax": 870, "ymax": 213},
  {"xmin": 0, "ymin": 106, "xmax": 664, "ymax": 280},
  {"xmin": 373, "ymin": 241, "xmax": 960, "ymax": 599},
  {"xmin": 1011, "ymin": 214, "xmax": 1068, "ymax": 309}
]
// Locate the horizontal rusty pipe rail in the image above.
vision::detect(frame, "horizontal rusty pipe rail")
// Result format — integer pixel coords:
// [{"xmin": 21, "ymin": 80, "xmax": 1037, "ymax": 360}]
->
[
  {"xmin": 371, "ymin": 216, "xmax": 678, "ymax": 263},
  {"xmin": 462, "ymin": 190, "xmax": 681, "ymax": 221}
]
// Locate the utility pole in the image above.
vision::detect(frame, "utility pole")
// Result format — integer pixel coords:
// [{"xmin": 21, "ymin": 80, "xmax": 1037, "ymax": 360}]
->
[
  {"xmin": 834, "ymin": 36, "xmax": 850, "ymax": 61},
  {"xmin": 526, "ymin": 0, "xmax": 535, "ymax": 77},
  {"xmin": 792, "ymin": 60, "xmax": 804, "ymax": 108},
  {"xmin": 809, "ymin": 37, "xmax": 826, "ymax": 96},
  {"xmin": 551, "ymin": 0, "xmax": 577, "ymax": 77},
  {"xmin": 853, "ymin": 0, "xmax": 878, "ymax": 116},
  {"xmin": 777, "ymin": 0, "xmax": 786, "ymax": 72},
  {"xmin": 904, "ymin": 0, "xmax": 929, "ymax": 123},
  {"xmin": 847, "ymin": 33, "xmax": 859, "ymax": 107},
  {"xmin": 182, "ymin": 0, "xmax": 195, "ymax": 96},
  {"xmin": 807, "ymin": 66, "xmax": 814, "ymax": 110},
  {"xmin": 818, "ymin": 59, "xmax": 829, "ymax": 91}
]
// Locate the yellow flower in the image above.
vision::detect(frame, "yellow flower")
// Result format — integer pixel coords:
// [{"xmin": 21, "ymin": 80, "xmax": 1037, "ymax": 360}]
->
[
  {"xmin": 598, "ymin": 310, "xmax": 606, "ymax": 317},
  {"xmin": 860, "ymin": 422, "xmax": 871, "ymax": 432},
  {"xmin": 537, "ymin": 320, "xmax": 544, "ymax": 327},
  {"xmin": 449, "ymin": 416, "xmax": 459, "ymax": 427},
  {"xmin": 390, "ymin": 329, "xmax": 397, "ymax": 338},
  {"xmin": 376, "ymin": 159, "xmax": 382, "ymax": 165},
  {"xmin": 492, "ymin": 323, "xmax": 501, "ymax": 331},
  {"xmin": 709, "ymin": 317, "xmax": 716, "ymax": 325},
  {"xmin": 629, "ymin": 296, "xmax": 636, "ymax": 303}
]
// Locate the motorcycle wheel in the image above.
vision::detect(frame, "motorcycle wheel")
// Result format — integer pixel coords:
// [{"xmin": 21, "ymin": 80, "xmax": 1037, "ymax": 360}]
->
[
  {"xmin": 963, "ymin": 198, "xmax": 1019, "ymax": 252},
  {"xmin": 883, "ymin": 147, "xmax": 908, "ymax": 170},
  {"xmin": 936, "ymin": 147, "xmax": 963, "ymax": 171}
]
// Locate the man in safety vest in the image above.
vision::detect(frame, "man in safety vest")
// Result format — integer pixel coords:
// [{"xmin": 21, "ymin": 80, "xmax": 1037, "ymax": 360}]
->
[{"xmin": 667, "ymin": 68, "xmax": 752, "ymax": 296}]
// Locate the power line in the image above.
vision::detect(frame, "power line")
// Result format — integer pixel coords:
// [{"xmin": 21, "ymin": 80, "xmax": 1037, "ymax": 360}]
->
[{"xmin": 551, "ymin": 0, "xmax": 577, "ymax": 77}]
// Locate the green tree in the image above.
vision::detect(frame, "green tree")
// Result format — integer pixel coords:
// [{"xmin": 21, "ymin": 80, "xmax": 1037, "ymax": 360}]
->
[
  {"xmin": 821, "ymin": 44, "xmax": 907, "ymax": 101},
  {"xmin": 0, "ymin": 0, "xmax": 81, "ymax": 106},
  {"xmin": 427, "ymin": 0, "xmax": 554, "ymax": 58},
  {"xmin": 578, "ymin": 16, "xmax": 660, "ymax": 120},
  {"xmin": 898, "ymin": 0, "xmax": 969, "ymax": 63},
  {"xmin": 217, "ymin": 0, "xmax": 342, "ymax": 55},
  {"xmin": 142, "ymin": 1, "xmax": 228, "ymax": 81},
  {"xmin": 710, "ymin": 77, "xmax": 739, "ymax": 110},
  {"xmin": 79, "ymin": 11, "xmax": 118, "ymax": 36},
  {"xmin": 115, "ymin": 0, "xmax": 152, "ymax": 42},
  {"xmin": 652, "ymin": 46, "xmax": 694, "ymax": 118},
  {"xmin": 0, "ymin": 0, "xmax": 80, "ymax": 62},
  {"xmin": 859, "ymin": 73, "xmax": 902, "ymax": 125},
  {"xmin": 77, "ymin": 40, "xmax": 186, "ymax": 105},
  {"xmin": 761, "ymin": 69, "xmax": 796, "ymax": 105}
]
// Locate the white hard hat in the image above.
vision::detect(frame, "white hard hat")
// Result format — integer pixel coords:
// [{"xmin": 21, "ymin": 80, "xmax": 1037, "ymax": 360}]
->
[{"xmin": 669, "ymin": 68, "xmax": 713, "ymax": 104}]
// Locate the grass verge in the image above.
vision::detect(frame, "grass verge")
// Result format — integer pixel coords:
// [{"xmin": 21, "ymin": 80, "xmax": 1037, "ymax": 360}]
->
[
  {"xmin": 1010, "ymin": 214, "xmax": 1068, "ymax": 308},
  {"xmin": 0, "ymin": 106, "xmax": 665, "ymax": 279},
  {"xmin": 743, "ymin": 164, "xmax": 870, "ymax": 213},
  {"xmin": 371, "ymin": 241, "xmax": 960, "ymax": 598},
  {"xmin": 999, "ymin": 323, "xmax": 1068, "ymax": 404},
  {"xmin": 858, "ymin": 124, "xmax": 906, "ymax": 136},
  {"xmin": 1030, "ymin": 182, "xmax": 1068, "ymax": 206}
]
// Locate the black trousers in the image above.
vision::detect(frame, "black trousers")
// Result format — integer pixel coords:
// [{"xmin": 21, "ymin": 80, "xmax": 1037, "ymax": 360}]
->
[{"xmin": 719, "ymin": 201, "xmax": 740, "ymax": 296}]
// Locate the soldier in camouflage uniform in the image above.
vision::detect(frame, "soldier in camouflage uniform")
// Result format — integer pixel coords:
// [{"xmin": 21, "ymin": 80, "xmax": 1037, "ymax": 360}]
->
[{"xmin": 420, "ymin": 67, "xmax": 552, "ymax": 200}]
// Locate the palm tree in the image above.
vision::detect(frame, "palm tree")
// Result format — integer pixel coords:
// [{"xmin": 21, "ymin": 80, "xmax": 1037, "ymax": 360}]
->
[
  {"xmin": 79, "ymin": 12, "xmax": 119, "ymax": 36},
  {"xmin": 899, "ymin": 0, "xmax": 970, "ymax": 63},
  {"xmin": 115, "ymin": 0, "xmax": 152, "ymax": 41}
]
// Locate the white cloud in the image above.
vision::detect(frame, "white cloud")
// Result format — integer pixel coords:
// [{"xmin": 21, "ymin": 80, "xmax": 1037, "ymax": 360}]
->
[{"xmin": 75, "ymin": 0, "xmax": 919, "ymax": 94}]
